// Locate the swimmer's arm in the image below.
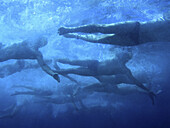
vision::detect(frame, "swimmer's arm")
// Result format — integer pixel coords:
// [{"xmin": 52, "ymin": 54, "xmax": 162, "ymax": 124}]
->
[
  {"xmin": 125, "ymin": 66, "xmax": 156, "ymax": 104},
  {"xmin": 125, "ymin": 67, "xmax": 149, "ymax": 92},
  {"xmin": 35, "ymin": 51, "xmax": 60, "ymax": 82},
  {"xmin": 36, "ymin": 51, "xmax": 53, "ymax": 75}
]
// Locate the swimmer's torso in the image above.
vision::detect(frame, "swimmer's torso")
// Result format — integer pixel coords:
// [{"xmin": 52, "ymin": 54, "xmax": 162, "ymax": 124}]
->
[
  {"xmin": 97, "ymin": 59, "xmax": 126, "ymax": 75},
  {"xmin": 0, "ymin": 42, "xmax": 38, "ymax": 62}
]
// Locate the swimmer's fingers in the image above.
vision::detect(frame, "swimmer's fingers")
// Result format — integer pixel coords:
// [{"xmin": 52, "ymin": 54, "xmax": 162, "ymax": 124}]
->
[{"xmin": 53, "ymin": 74, "xmax": 60, "ymax": 83}]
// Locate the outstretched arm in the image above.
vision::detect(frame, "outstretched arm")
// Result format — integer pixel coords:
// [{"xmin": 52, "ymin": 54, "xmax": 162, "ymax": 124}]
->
[
  {"xmin": 125, "ymin": 68, "xmax": 149, "ymax": 91},
  {"xmin": 125, "ymin": 66, "xmax": 155, "ymax": 104},
  {"xmin": 35, "ymin": 51, "xmax": 60, "ymax": 82}
]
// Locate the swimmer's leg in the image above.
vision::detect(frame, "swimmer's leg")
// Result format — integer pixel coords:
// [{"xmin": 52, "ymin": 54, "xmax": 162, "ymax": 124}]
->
[
  {"xmin": 0, "ymin": 111, "xmax": 14, "ymax": 119},
  {"xmin": 57, "ymin": 58, "xmax": 99, "ymax": 67},
  {"xmin": 58, "ymin": 24, "xmax": 108, "ymax": 35},
  {"xmin": 11, "ymin": 91, "xmax": 35, "ymax": 96},
  {"xmin": 58, "ymin": 21, "xmax": 139, "ymax": 35},
  {"xmin": 0, "ymin": 103, "xmax": 16, "ymax": 113},
  {"xmin": 70, "ymin": 95, "xmax": 79, "ymax": 111},
  {"xmin": 55, "ymin": 67, "xmax": 96, "ymax": 76},
  {"xmin": 12, "ymin": 85, "xmax": 36, "ymax": 91},
  {"xmin": 63, "ymin": 33, "xmax": 138, "ymax": 46},
  {"xmin": 0, "ymin": 103, "xmax": 17, "ymax": 119},
  {"xmin": 79, "ymin": 100, "xmax": 87, "ymax": 109}
]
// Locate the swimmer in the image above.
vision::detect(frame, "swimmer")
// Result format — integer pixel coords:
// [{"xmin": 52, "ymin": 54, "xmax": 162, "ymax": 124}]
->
[
  {"xmin": 76, "ymin": 75, "xmax": 161, "ymax": 105},
  {"xmin": 0, "ymin": 36, "xmax": 60, "ymax": 82},
  {"xmin": 11, "ymin": 85, "xmax": 53, "ymax": 97},
  {"xmin": 0, "ymin": 59, "xmax": 78, "ymax": 85},
  {"xmin": 55, "ymin": 52, "xmax": 156, "ymax": 102},
  {"xmin": 58, "ymin": 12, "xmax": 170, "ymax": 46},
  {"xmin": 0, "ymin": 60, "xmax": 25, "ymax": 78},
  {"xmin": 0, "ymin": 100, "xmax": 28, "ymax": 119}
]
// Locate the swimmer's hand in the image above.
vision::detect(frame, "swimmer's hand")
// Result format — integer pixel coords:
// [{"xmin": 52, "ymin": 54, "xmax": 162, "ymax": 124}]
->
[
  {"xmin": 53, "ymin": 74, "xmax": 60, "ymax": 83},
  {"xmin": 58, "ymin": 27, "xmax": 68, "ymax": 35},
  {"xmin": 149, "ymin": 91, "xmax": 156, "ymax": 105}
]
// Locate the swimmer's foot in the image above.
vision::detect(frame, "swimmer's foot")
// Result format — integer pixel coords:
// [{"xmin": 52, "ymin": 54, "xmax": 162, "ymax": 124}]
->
[
  {"xmin": 58, "ymin": 27, "xmax": 72, "ymax": 35},
  {"xmin": 63, "ymin": 33, "xmax": 80, "ymax": 39},
  {"xmin": 53, "ymin": 74, "xmax": 60, "ymax": 83}
]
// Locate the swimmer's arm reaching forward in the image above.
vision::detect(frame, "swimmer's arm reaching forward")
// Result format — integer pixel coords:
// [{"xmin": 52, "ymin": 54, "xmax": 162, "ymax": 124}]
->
[
  {"xmin": 125, "ymin": 67, "xmax": 156, "ymax": 104},
  {"xmin": 35, "ymin": 51, "xmax": 60, "ymax": 82}
]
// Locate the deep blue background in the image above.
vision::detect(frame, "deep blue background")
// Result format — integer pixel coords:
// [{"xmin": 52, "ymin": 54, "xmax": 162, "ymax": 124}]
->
[{"xmin": 0, "ymin": 0, "xmax": 170, "ymax": 128}]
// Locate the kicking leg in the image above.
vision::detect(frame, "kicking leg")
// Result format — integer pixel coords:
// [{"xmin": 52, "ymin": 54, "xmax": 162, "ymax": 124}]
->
[
  {"xmin": 55, "ymin": 67, "xmax": 96, "ymax": 76},
  {"xmin": 58, "ymin": 21, "xmax": 139, "ymax": 35},
  {"xmin": 58, "ymin": 24, "xmax": 108, "ymax": 35},
  {"xmin": 11, "ymin": 91, "xmax": 35, "ymax": 96},
  {"xmin": 12, "ymin": 85, "xmax": 36, "ymax": 91},
  {"xmin": 0, "ymin": 103, "xmax": 20, "ymax": 119},
  {"xmin": 63, "ymin": 33, "xmax": 114, "ymax": 44},
  {"xmin": 57, "ymin": 58, "xmax": 99, "ymax": 67},
  {"xmin": 63, "ymin": 33, "xmax": 138, "ymax": 46}
]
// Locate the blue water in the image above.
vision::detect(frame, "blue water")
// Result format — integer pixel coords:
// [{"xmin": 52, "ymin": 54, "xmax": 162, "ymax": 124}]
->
[{"xmin": 0, "ymin": 0, "xmax": 170, "ymax": 128}]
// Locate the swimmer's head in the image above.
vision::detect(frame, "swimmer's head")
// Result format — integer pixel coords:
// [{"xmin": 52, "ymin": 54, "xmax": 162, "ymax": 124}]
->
[{"xmin": 163, "ymin": 11, "xmax": 170, "ymax": 21}]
